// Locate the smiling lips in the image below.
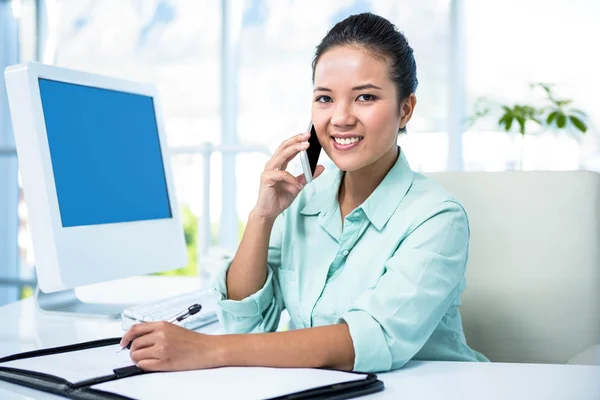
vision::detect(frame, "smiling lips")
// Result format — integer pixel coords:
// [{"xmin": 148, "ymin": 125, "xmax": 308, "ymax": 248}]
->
[{"xmin": 332, "ymin": 136, "xmax": 364, "ymax": 151}]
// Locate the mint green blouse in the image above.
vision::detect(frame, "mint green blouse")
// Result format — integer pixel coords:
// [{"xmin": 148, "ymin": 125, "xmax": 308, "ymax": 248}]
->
[{"xmin": 212, "ymin": 150, "xmax": 488, "ymax": 372}]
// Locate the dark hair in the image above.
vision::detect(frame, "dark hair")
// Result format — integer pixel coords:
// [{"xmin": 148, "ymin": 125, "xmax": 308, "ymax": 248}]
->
[{"xmin": 312, "ymin": 13, "xmax": 418, "ymax": 133}]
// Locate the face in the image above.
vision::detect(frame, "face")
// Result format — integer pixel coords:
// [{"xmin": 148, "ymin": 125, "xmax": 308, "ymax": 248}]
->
[{"xmin": 312, "ymin": 45, "xmax": 414, "ymax": 173}]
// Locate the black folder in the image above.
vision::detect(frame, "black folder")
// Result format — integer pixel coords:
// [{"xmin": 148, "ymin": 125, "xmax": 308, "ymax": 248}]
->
[{"xmin": 0, "ymin": 338, "xmax": 384, "ymax": 400}]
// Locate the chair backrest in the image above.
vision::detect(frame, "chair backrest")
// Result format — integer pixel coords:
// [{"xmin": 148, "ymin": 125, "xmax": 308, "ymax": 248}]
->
[{"xmin": 427, "ymin": 171, "xmax": 600, "ymax": 363}]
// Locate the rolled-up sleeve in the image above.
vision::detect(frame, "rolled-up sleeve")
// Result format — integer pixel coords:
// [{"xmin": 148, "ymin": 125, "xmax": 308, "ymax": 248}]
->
[
  {"xmin": 341, "ymin": 201, "xmax": 470, "ymax": 372},
  {"xmin": 211, "ymin": 214, "xmax": 286, "ymax": 334}
]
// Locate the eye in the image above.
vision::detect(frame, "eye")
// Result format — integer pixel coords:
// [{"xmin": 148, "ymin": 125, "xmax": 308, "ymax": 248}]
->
[
  {"xmin": 357, "ymin": 94, "xmax": 377, "ymax": 101},
  {"xmin": 315, "ymin": 95, "xmax": 332, "ymax": 103}
]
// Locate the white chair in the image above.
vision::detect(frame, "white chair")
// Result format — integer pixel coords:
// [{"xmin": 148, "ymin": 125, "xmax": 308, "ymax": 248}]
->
[{"xmin": 427, "ymin": 171, "xmax": 600, "ymax": 364}]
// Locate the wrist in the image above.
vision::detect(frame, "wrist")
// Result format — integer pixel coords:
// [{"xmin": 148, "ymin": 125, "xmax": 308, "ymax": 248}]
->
[
  {"xmin": 249, "ymin": 209, "xmax": 277, "ymax": 225},
  {"xmin": 208, "ymin": 334, "xmax": 232, "ymax": 368}
]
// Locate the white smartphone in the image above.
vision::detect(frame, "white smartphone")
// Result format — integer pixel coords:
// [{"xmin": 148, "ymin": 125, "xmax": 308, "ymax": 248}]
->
[{"xmin": 299, "ymin": 123, "xmax": 322, "ymax": 184}]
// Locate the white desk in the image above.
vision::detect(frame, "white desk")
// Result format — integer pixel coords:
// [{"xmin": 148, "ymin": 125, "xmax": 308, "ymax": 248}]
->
[{"xmin": 1, "ymin": 277, "xmax": 599, "ymax": 400}]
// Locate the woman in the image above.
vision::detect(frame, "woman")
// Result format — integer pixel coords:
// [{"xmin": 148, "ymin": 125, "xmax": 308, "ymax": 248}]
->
[{"xmin": 121, "ymin": 12, "xmax": 488, "ymax": 373}]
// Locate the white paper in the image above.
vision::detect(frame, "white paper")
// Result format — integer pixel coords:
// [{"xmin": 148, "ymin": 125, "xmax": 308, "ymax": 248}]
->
[
  {"xmin": 1, "ymin": 344, "xmax": 135, "ymax": 385},
  {"xmin": 91, "ymin": 367, "xmax": 366, "ymax": 400}
]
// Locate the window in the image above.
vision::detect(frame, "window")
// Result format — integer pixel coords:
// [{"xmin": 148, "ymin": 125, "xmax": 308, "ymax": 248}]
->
[
  {"xmin": 16, "ymin": 0, "xmax": 223, "ymax": 279},
  {"xmin": 8, "ymin": 0, "xmax": 596, "ymax": 301},
  {"xmin": 235, "ymin": 0, "xmax": 453, "ymax": 222},
  {"xmin": 1, "ymin": 0, "xmax": 27, "ymax": 304},
  {"xmin": 464, "ymin": 0, "xmax": 600, "ymax": 171}
]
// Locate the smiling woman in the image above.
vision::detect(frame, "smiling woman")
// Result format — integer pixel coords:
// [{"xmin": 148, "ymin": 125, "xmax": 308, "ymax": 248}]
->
[
  {"xmin": 311, "ymin": 49, "xmax": 415, "ymax": 178},
  {"xmin": 121, "ymin": 12, "xmax": 488, "ymax": 374}
]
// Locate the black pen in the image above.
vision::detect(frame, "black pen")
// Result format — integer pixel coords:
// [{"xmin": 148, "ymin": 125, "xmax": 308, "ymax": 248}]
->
[{"xmin": 118, "ymin": 303, "xmax": 202, "ymax": 352}]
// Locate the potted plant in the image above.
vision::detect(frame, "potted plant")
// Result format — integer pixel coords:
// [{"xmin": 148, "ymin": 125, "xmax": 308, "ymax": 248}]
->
[{"xmin": 468, "ymin": 83, "xmax": 588, "ymax": 170}]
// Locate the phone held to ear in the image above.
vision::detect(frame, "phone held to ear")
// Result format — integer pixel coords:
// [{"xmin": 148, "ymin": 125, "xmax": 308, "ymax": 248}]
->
[{"xmin": 299, "ymin": 123, "xmax": 322, "ymax": 184}]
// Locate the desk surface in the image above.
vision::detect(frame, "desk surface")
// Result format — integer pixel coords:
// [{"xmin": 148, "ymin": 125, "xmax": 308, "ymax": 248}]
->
[{"xmin": 1, "ymin": 277, "xmax": 599, "ymax": 400}]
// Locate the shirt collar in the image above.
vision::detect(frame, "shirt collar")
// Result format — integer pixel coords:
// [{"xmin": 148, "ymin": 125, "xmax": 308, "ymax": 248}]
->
[{"xmin": 300, "ymin": 149, "xmax": 414, "ymax": 231}]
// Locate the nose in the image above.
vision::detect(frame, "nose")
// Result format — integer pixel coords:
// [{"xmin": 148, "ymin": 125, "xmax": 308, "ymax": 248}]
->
[{"xmin": 330, "ymin": 101, "xmax": 356, "ymax": 128}]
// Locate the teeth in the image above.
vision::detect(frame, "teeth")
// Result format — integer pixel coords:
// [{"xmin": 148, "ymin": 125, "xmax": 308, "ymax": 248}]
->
[{"xmin": 334, "ymin": 137, "xmax": 362, "ymax": 145}]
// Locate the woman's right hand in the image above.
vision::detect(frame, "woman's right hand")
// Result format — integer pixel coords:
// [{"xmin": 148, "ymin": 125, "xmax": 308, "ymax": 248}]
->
[{"xmin": 252, "ymin": 131, "xmax": 325, "ymax": 221}]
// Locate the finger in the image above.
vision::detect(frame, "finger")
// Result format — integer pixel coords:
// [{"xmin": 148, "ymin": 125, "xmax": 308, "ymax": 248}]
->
[
  {"xmin": 130, "ymin": 347, "xmax": 160, "ymax": 365},
  {"xmin": 265, "ymin": 138, "xmax": 310, "ymax": 171},
  {"xmin": 282, "ymin": 182, "xmax": 302, "ymax": 195},
  {"xmin": 295, "ymin": 165, "xmax": 325, "ymax": 186},
  {"xmin": 129, "ymin": 332, "xmax": 157, "ymax": 353},
  {"xmin": 295, "ymin": 172, "xmax": 307, "ymax": 187},
  {"xmin": 265, "ymin": 141, "xmax": 309, "ymax": 171},
  {"xmin": 279, "ymin": 142, "xmax": 312, "ymax": 172},
  {"xmin": 120, "ymin": 322, "xmax": 159, "ymax": 347},
  {"xmin": 137, "ymin": 359, "xmax": 164, "ymax": 372},
  {"xmin": 274, "ymin": 131, "xmax": 311, "ymax": 157},
  {"xmin": 263, "ymin": 170, "xmax": 303, "ymax": 190}
]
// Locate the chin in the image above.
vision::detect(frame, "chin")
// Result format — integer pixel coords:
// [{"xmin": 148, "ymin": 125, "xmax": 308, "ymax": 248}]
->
[{"xmin": 330, "ymin": 156, "xmax": 368, "ymax": 173}]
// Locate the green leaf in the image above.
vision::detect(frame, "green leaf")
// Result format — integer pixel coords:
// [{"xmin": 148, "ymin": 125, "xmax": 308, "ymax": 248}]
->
[
  {"xmin": 557, "ymin": 114, "xmax": 567, "ymax": 128},
  {"xmin": 516, "ymin": 116, "xmax": 526, "ymax": 135},
  {"xmin": 555, "ymin": 99, "xmax": 573, "ymax": 107},
  {"xmin": 546, "ymin": 111, "xmax": 558, "ymax": 124},
  {"xmin": 514, "ymin": 105, "xmax": 526, "ymax": 117},
  {"xmin": 536, "ymin": 83, "xmax": 553, "ymax": 96},
  {"xmin": 569, "ymin": 115, "xmax": 587, "ymax": 133},
  {"xmin": 505, "ymin": 116, "xmax": 514, "ymax": 131},
  {"xmin": 523, "ymin": 105, "xmax": 536, "ymax": 116}
]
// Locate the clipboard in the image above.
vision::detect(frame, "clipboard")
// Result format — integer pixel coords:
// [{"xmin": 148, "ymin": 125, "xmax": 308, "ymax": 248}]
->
[{"xmin": 0, "ymin": 338, "xmax": 384, "ymax": 400}]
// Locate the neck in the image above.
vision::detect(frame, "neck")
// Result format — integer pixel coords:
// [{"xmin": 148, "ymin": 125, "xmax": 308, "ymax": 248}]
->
[{"xmin": 339, "ymin": 145, "xmax": 400, "ymax": 209}]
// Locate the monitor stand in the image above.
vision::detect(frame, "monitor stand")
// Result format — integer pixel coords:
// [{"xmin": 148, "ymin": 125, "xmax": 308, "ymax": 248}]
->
[{"xmin": 35, "ymin": 287, "xmax": 132, "ymax": 318}]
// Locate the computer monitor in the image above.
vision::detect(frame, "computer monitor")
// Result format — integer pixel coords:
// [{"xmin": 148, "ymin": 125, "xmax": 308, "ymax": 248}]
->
[{"xmin": 4, "ymin": 62, "xmax": 187, "ymax": 315}]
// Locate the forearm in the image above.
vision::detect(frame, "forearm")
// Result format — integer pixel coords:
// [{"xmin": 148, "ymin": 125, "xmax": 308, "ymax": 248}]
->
[
  {"xmin": 217, "ymin": 323, "xmax": 356, "ymax": 371},
  {"xmin": 226, "ymin": 211, "xmax": 275, "ymax": 300}
]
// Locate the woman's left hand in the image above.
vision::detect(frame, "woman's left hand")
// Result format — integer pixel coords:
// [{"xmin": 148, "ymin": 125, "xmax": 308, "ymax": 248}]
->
[{"xmin": 120, "ymin": 322, "xmax": 225, "ymax": 371}]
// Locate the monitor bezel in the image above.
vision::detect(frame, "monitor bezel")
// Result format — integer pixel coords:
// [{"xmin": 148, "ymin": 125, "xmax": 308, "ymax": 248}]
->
[{"xmin": 5, "ymin": 62, "xmax": 188, "ymax": 292}]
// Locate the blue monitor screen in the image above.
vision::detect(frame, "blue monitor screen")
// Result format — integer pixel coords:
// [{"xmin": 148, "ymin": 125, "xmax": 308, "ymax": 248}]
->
[{"xmin": 38, "ymin": 78, "xmax": 172, "ymax": 227}]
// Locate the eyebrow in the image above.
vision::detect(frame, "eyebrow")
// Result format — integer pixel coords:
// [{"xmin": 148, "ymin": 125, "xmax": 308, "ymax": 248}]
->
[{"xmin": 313, "ymin": 83, "xmax": 383, "ymax": 92}]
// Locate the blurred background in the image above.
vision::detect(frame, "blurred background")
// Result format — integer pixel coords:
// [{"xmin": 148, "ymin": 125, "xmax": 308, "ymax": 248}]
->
[{"xmin": 0, "ymin": 0, "xmax": 598, "ymax": 305}]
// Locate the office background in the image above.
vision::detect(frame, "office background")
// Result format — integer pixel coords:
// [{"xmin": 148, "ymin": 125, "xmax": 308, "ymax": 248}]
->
[{"xmin": 1, "ymin": 0, "xmax": 598, "ymax": 306}]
